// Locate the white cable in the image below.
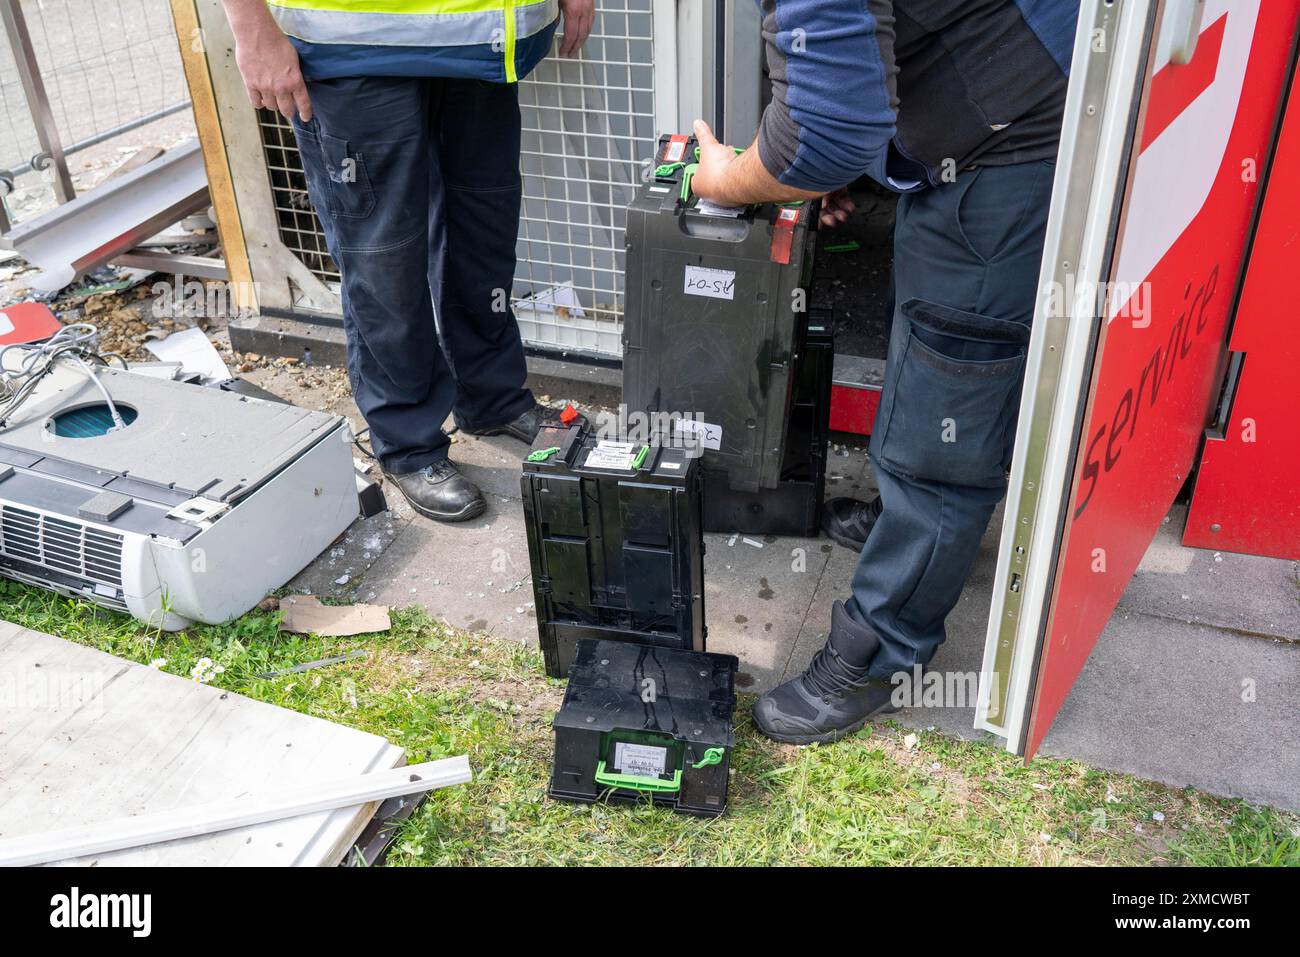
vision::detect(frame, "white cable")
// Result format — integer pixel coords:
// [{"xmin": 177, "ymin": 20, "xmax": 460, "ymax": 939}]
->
[
  {"xmin": 70, "ymin": 354, "xmax": 128, "ymax": 431},
  {"xmin": 0, "ymin": 323, "xmax": 127, "ymax": 433}
]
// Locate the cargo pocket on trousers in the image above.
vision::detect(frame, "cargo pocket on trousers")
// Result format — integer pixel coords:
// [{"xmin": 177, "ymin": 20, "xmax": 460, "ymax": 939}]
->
[
  {"xmin": 875, "ymin": 298, "xmax": 1029, "ymax": 488},
  {"xmin": 320, "ymin": 132, "xmax": 375, "ymax": 219}
]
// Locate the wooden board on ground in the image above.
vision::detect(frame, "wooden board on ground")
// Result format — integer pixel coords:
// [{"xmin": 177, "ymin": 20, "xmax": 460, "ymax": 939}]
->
[{"xmin": 0, "ymin": 621, "xmax": 405, "ymax": 866}]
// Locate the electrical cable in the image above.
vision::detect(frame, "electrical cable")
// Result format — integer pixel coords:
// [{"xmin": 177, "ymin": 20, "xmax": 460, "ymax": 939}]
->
[
  {"xmin": 0, "ymin": 324, "xmax": 127, "ymax": 433},
  {"xmin": 352, "ymin": 426, "xmax": 376, "ymax": 461}
]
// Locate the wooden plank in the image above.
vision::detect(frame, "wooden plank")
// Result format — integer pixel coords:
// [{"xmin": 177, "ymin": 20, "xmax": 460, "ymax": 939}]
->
[
  {"xmin": 0, "ymin": 758, "xmax": 471, "ymax": 868},
  {"xmin": 189, "ymin": 0, "xmax": 340, "ymax": 314},
  {"xmin": 0, "ymin": 624, "xmax": 408, "ymax": 866},
  {"xmin": 168, "ymin": 0, "xmax": 254, "ymax": 307}
]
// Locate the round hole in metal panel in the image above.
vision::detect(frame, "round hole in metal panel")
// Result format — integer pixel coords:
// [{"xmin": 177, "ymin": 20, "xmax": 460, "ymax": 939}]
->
[{"xmin": 49, "ymin": 403, "xmax": 138, "ymax": 438}]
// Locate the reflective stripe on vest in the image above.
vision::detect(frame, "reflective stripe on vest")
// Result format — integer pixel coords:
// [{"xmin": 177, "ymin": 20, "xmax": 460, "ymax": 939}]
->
[{"xmin": 268, "ymin": 0, "xmax": 558, "ymax": 83}]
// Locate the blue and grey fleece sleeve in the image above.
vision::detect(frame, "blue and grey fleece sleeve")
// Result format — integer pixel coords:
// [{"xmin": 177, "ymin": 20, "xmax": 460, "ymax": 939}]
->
[{"xmin": 756, "ymin": 0, "xmax": 900, "ymax": 193}]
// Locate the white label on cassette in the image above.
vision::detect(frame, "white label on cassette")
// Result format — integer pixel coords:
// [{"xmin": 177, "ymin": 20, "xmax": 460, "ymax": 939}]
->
[
  {"xmin": 694, "ymin": 199, "xmax": 746, "ymax": 218},
  {"xmin": 583, "ymin": 440, "xmax": 637, "ymax": 471},
  {"xmin": 675, "ymin": 417, "xmax": 723, "ymax": 451},
  {"xmin": 614, "ymin": 742, "xmax": 668, "ymax": 778},
  {"xmin": 684, "ymin": 264, "xmax": 736, "ymax": 300}
]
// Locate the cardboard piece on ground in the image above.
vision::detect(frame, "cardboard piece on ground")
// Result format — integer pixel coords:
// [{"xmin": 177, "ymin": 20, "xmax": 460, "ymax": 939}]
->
[{"xmin": 281, "ymin": 595, "xmax": 391, "ymax": 637}]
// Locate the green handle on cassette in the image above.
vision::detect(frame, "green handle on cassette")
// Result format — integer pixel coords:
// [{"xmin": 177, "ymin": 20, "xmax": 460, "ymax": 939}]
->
[
  {"xmin": 526, "ymin": 446, "xmax": 560, "ymax": 462},
  {"xmin": 691, "ymin": 747, "xmax": 725, "ymax": 769},
  {"xmin": 693, "ymin": 146, "xmax": 745, "ymax": 161},
  {"xmin": 631, "ymin": 445, "xmax": 649, "ymax": 470},
  {"xmin": 679, "ymin": 163, "xmax": 700, "ymax": 202},
  {"xmin": 594, "ymin": 761, "xmax": 683, "ymax": 794},
  {"xmin": 680, "ymin": 146, "xmax": 746, "ymax": 202}
]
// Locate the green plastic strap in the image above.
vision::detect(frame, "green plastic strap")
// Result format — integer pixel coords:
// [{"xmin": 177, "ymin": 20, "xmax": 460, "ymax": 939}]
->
[
  {"xmin": 682, "ymin": 146, "xmax": 746, "ymax": 200},
  {"xmin": 594, "ymin": 760, "xmax": 682, "ymax": 794},
  {"xmin": 692, "ymin": 146, "xmax": 745, "ymax": 161},
  {"xmin": 691, "ymin": 747, "xmax": 725, "ymax": 769},
  {"xmin": 679, "ymin": 163, "xmax": 700, "ymax": 202},
  {"xmin": 825, "ymin": 240, "xmax": 861, "ymax": 253},
  {"xmin": 631, "ymin": 445, "xmax": 649, "ymax": 470},
  {"xmin": 526, "ymin": 446, "xmax": 560, "ymax": 462},
  {"xmin": 655, "ymin": 161, "xmax": 685, "ymax": 177}
]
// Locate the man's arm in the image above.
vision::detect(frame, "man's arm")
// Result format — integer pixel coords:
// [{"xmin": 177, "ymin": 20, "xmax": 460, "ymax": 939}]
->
[
  {"xmin": 221, "ymin": 0, "xmax": 312, "ymax": 121},
  {"xmin": 691, "ymin": 0, "xmax": 899, "ymax": 206},
  {"xmin": 690, "ymin": 122, "xmax": 821, "ymax": 207}
]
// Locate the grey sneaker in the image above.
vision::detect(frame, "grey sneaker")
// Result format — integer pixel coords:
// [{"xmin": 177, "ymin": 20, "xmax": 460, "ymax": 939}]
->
[{"xmin": 384, "ymin": 460, "xmax": 485, "ymax": 523}]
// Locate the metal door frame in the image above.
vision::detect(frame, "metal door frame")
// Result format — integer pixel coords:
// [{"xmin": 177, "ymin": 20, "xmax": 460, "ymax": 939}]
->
[{"xmin": 975, "ymin": 0, "xmax": 1160, "ymax": 750}]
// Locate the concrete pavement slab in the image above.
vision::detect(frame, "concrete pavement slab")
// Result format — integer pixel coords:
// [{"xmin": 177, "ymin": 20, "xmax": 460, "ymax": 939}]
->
[
  {"xmin": 1041, "ymin": 610, "xmax": 1300, "ymax": 811},
  {"xmin": 288, "ymin": 508, "xmax": 409, "ymax": 602},
  {"xmin": 702, "ymin": 532, "xmax": 830, "ymax": 692},
  {"xmin": 699, "ymin": 437, "xmax": 872, "ymax": 691},
  {"xmin": 357, "ymin": 429, "xmax": 537, "ymax": 639},
  {"xmin": 361, "ymin": 504, "xmax": 536, "ymax": 639},
  {"xmin": 1124, "ymin": 506, "xmax": 1298, "ymax": 640}
]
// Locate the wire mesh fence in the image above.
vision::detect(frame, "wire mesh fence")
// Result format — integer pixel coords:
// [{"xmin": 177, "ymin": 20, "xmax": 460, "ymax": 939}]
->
[
  {"xmin": 0, "ymin": 0, "xmax": 193, "ymax": 222},
  {"xmin": 258, "ymin": 106, "xmax": 340, "ymax": 285},
  {"xmin": 513, "ymin": 0, "xmax": 657, "ymax": 357},
  {"xmin": 253, "ymin": 1, "xmax": 659, "ymax": 358}
]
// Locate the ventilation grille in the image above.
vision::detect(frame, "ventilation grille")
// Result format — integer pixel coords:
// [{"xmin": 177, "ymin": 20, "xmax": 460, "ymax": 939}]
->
[{"xmin": 0, "ymin": 505, "xmax": 125, "ymax": 591}]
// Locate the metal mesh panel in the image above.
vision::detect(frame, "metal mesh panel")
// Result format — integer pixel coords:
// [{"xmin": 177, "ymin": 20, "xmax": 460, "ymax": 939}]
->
[
  {"xmin": 15, "ymin": 0, "xmax": 187, "ymax": 152},
  {"xmin": 252, "ymin": 3, "xmax": 659, "ymax": 357},
  {"xmin": 513, "ymin": 0, "xmax": 656, "ymax": 357},
  {"xmin": 0, "ymin": 0, "xmax": 194, "ymax": 222},
  {"xmin": 258, "ymin": 107, "xmax": 340, "ymax": 285}
]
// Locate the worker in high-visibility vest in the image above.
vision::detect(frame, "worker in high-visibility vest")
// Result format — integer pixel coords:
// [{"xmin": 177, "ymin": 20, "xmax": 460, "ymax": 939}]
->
[
  {"xmin": 221, "ymin": 0, "xmax": 594, "ymax": 522},
  {"xmin": 691, "ymin": 0, "xmax": 1080, "ymax": 745}
]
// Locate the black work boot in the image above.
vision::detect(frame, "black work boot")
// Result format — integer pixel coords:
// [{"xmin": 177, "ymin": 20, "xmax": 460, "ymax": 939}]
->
[
  {"xmin": 461, "ymin": 403, "xmax": 542, "ymax": 444},
  {"xmin": 384, "ymin": 460, "xmax": 486, "ymax": 523},
  {"xmin": 751, "ymin": 601, "xmax": 899, "ymax": 744},
  {"xmin": 821, "ymin": 495, "xmax": 883, "ymax": 550}
]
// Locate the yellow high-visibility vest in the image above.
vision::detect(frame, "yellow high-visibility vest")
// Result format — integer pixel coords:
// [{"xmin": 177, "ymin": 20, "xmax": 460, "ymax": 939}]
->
[{"xmin": 267, "ymin": 0, "xmax": 560, "ymax": 83}]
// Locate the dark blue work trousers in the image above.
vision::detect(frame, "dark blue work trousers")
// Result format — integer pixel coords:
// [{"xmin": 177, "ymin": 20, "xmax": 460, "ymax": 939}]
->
[
  {"xmin": 848, "ymin": 160, "xmax": 1056, "ymax": 680},
  {"xmin": 292, "ymin": 77, "xmax": 534, "ymax": 474}
]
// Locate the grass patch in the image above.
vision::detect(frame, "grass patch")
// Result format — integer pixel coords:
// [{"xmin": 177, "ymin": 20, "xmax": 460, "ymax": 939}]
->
[{"xmin": 4, "ymin": 580, "xmax": 1296, "ymax": 866}]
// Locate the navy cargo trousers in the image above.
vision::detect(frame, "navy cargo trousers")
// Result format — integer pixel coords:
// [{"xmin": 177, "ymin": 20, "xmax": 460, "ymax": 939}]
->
[
  {"xmin": 847, "ymin": 160, "xmax": 1057, "ymax": 680},
  {"xmin": 292, "ymin": 76, "xmax": 535, "ymax": 475}
]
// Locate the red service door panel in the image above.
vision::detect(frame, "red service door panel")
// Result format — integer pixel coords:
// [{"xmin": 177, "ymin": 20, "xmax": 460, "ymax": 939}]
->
[
  {"xmin": 1027, "ymin": 1, "xmax": 1300, "ymax": 758},
  {"xmin": 1183, "ymin": 52, "xmax": 1300, "ymax": 561}
]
